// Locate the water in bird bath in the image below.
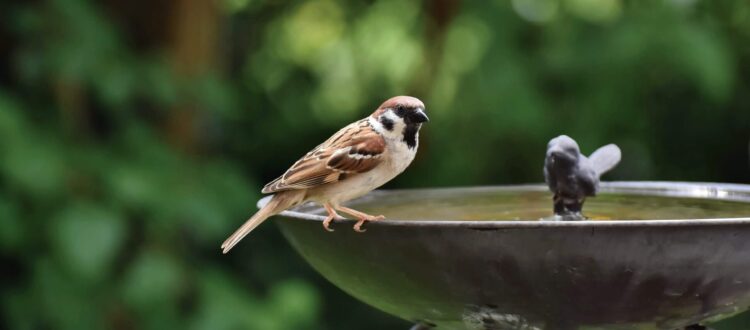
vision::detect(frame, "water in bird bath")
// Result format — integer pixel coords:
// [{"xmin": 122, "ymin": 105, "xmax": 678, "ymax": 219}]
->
[{"xmin": 345, "ymin": 186, "xmax": 750, "ymax": 221}]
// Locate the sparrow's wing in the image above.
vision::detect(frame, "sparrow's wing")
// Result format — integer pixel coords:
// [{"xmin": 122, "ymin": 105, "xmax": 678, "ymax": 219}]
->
[
  {"xmin": 588, "ymin": 144, "xmax": 621, "ymax": 177},
  {"xmin": 262, "ymin": 120, "xmax": 385, "ymax": 193}
]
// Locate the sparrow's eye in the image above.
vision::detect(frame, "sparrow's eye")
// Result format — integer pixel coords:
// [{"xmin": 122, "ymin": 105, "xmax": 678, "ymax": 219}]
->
[{"xmin": 394, "ymin": 105, "xmax": 407, "ymax": 117}]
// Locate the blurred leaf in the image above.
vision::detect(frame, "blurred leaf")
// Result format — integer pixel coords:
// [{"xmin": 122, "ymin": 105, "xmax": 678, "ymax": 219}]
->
[
  {"xmin": 269, "ymin": 278, "xmax": 321, "ymax": 326},
  {"xmin": 189, "ymin": 270, "xmax": 265, "ymax": 330},
  {"xmin": 96, "ymin": 57, "xmax": 137, "ymax": 108},
  {"xmin": 0, "ymin": 93, "xmax": 26, "ymax": 142},
  {"xmin": 279, "ymin": 0, "xmax": 344, "ymax": 66},
  {"xmin": 32, "ymin": 258, "xmax": 101, "ymax": 329},
  {"xmin": 177, "ymin": 161, "xmax": 256, "ymax": 243},
  {"xmin": 190, "ymin": 270, "xmax": 321, "ymax": 330},
  {"xmin": 223, "ymin": 0, "xmax": 253, "ymax": 13},
  {"xmin": 511, "ymin": 0, "xmax": 559, "ymax": 23},
  {"xmin": 2, "ymin": 134, "xmax": 67, "ymax": 199},
  {"xmin": 190, "ymin": 74, "xmax": 240, "ymax": 117},
  {"xmin": 108, "ymin": 161, "xmax": 164, "ymax": 210},
  {"xmin": 0, "ymin": 197, "xmax": 23, "ymax": 252},
  {"xmin": 51, "ymin": 203, "xmax": 126, "ymax": 281},
  {"xmin": 122, "ymin": 251, "xmax": 184, "ymax": 308},
  {"xmin": 443, "ymin": 16, "xmax": 491, "ymax": 75},
  {"xmin": 672, "ymin": 25, "xmax": 735, "ymax": 101},
  {"xmin": 141, "ymin": 59, "xmax": 180, "ymax": 107},
  {"xmin": 564, "ymin": 0, "xmax": 622, "ymax": 23}
]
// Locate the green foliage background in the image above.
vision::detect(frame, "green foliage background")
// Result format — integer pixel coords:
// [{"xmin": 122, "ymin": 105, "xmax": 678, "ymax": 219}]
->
[{"xmin": 1, "ymin": 0, "xmax": 749, "ymax": 329}]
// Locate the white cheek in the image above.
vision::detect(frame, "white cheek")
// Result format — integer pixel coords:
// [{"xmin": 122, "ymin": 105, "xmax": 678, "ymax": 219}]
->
[
  {"xmin": 368, "ymin": 116, "xmax": 385, "ymax": 132},
  {"xmin": 380, "ymin": 111, "xmax": 406, "ymax": 139}
]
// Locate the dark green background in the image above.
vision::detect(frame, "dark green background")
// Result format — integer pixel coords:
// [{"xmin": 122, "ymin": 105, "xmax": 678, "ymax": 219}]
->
[{"xmin": 1, "ymin": 0, "xmax": 749, "ymax": 329}]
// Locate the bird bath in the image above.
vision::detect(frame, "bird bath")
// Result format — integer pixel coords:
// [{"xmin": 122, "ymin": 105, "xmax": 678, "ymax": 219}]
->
[{"xmin": 264, "ymin": 182, "xmax": 750, "ymax": 330}]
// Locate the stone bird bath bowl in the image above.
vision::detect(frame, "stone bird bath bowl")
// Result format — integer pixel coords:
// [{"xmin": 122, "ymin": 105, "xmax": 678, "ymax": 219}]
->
[{"xmin": 261, "ymin": 181, "xmax": 750, "ymax": 330}]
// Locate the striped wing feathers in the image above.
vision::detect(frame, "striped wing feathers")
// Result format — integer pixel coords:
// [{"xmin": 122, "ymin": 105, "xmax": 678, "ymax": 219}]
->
[{"xmin": 262, "ymin": 120, "xmax": 385, "ymax": 193}]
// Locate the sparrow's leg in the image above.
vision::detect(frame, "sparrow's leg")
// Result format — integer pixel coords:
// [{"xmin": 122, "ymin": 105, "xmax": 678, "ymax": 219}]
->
[
  {"xmin": 322, "ymin": 203, "xmax": 341, "ymax": 232},
  {"xmin": 335, "ymin": 205, "xmax": 385, "ymax": 232}
]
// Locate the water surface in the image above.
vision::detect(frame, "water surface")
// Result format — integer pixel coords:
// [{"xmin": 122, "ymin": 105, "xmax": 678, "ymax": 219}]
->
[{"xmin": 348, "ymin": 188, "xmax": 750, "ymax": 221}]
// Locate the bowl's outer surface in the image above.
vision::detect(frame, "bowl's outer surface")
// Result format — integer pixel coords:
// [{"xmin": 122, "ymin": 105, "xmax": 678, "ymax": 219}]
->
[{"xmin": 271, "ymin": 182, "xmax": 750, "ymax": 330}]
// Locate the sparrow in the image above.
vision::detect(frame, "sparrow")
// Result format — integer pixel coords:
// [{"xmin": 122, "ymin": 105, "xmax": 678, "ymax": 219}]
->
[
  {"xmin": 544, "ymin": 135, "xmax": 621, "ymax": 220},
  {"xmin": 221, "ymin": 96, "xmax": 429, "ymax": 253}
]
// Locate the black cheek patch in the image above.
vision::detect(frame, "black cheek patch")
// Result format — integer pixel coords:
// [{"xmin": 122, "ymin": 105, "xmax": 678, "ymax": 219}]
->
[
  {"xmin": 403, "ymin": 124, "xmax": 418, "ymax": 149},
  {"xmin": 380, "ymin": 117, "xmax": 394, "ymax": 131}
]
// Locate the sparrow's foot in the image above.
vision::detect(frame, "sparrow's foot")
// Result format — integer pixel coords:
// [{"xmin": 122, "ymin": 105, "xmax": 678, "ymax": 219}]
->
[
  {"xmin": 336, "ymin": 205, "xmax": 384, "ymax": 232},
  {"xmin": 322, "ymin": 216, "xmax": 335, "ymax": 232},
  {"xmin": 322, "ymin": 203, "xmax": 341, "ymax": 232},
  {"xmin": 353, "ymin": 215, "xmax": 385, "ymax": 232}
]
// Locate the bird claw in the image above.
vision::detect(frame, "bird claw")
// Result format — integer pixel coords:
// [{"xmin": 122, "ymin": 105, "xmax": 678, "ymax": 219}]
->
[
  {"xmin": 323, "ymin": 217, "xmax": 335, "ymax": 232},
  {"xmin": 353, "ymin": 215, "xmax": 385, "ymax": 232},
  {"xmin": 322, "ymin": 203, "xmax": 346, "ymax": 232}
]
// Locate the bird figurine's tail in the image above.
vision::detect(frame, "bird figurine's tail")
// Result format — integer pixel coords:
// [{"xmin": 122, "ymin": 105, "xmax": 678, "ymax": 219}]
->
[
  {"xmin": 589, "ymin": 144, "xmax": 621, "ymax": 177},
  {"xmin": 221, "ymin": 190, "xmax": 305, "ymax": 254}
]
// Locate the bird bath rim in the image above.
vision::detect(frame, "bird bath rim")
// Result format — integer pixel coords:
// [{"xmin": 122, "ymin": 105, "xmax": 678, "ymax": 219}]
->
[{"xmin": 259, "ymin": 181, "xmax": 750, "ymax": 227}]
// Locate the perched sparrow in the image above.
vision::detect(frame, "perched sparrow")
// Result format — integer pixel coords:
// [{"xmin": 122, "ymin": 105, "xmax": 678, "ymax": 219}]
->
[
  {"xmin": 221, "ymin": 96, "xmax": 429, "ymax": 253},
  {"xmin": 544, "ymin": 135, "xmax": 621, "ymax": 219}
]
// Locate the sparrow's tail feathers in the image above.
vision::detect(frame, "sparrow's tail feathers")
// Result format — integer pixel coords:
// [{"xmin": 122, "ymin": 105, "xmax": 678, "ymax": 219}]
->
[
  {"xmin": 589, "ymin": 144, "xmax": 622, "ymax": 176},
  {"xmin": 221, "ymin": 191, "xmax": 304, "ymax": 254}
]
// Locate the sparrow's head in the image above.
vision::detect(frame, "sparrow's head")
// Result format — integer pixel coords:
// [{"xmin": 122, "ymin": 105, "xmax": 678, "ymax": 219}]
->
[
  {"xmin": 546, "ymin": 135, "xmax": 581, "ymax": 167},
  {"xmin": 370, "ymin": 96, "xmax": 428, "ymax": 148}
]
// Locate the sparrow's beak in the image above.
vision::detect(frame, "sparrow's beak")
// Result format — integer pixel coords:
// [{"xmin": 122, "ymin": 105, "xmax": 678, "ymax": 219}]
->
[{"xmin": 411, "ymin": 109, "xmax": 429, "ymax": 123}]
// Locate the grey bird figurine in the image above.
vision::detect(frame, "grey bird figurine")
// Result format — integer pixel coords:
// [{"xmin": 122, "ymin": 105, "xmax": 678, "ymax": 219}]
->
[{"xmin": 544, "ymin": 135, "xmax": 621, "ymax": 220}]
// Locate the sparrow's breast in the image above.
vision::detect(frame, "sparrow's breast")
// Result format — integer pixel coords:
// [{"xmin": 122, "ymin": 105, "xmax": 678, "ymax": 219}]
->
[
  {"xmin": 383, "ymin": 135, "xmax": 418, "ymax": 174},
  {"xmin": 309, "ymin": 165, "xmax": 394, "ymax": 204},
  {"xmin": 308, "ymin": 139, "xmax": 417, "ymax": 205}
]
